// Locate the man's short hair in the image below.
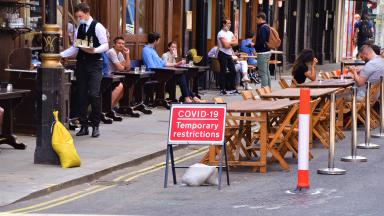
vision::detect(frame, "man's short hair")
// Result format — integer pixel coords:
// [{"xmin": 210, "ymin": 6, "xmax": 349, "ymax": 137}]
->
[
  {"xmin": 148, "ymin": 32, "xmax": 161, "ymax": 44},
  {"xmin": 245, "ymin": 32, "xmax": 254, "ymax": 39},
  {"xmin": 256, "ymin": 12, "xmax": 267, "ymax": 21},
  {"xmin": 167, "ymin": 41, "xmax": 177, "ymax": 48},
  {"xmin": 113, "ymin": 36, "xmax": 124, "ymax": 44},
  {"xmin": 359, "ymin": 45, "xmax": 374, "ymax": 54},
  {"xmin": 74, "ymin": 3, "xmax": 90, "ymax": 13}
]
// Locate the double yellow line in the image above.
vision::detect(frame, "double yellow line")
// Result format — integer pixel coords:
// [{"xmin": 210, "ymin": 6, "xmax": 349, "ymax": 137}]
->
[{"xmin": 0, "ymin": 147, "xmax": 208, "ymax": 215}]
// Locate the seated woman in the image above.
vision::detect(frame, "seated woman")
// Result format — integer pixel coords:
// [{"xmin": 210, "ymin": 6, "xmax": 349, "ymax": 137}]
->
[
  {"xmin": 291, "ymin": 49, "xmax": 318, "ymax": 84},
  {"xmin": 161, "ymin": 41, "xmax": 206, "ymax": 103}
]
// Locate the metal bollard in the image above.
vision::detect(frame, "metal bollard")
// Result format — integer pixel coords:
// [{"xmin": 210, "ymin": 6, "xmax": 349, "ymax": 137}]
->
[
  {"xmin": 318, "ymin": 92, "xmax": 346, "ymax": 175},
  {"xmin": 357, "ymin": 82, "xmax": 380, "ymax": 149},
  {"xmin": 372, "ymin": 76, "xmax": 384, "ymax": 138},
  {"xmin": 341, "ymin": 87, "xmax": 367, "ymax": 162}
]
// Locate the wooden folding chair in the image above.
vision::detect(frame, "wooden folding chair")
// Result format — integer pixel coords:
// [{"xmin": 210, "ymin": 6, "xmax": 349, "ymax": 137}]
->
[
  {"xmin": 265, "ymin": 103, "xmax": 300, "ymax": 170},
  {"xmin": 291, "ymin": 79, "xmax": 298, "ymax": 87},
  {"xmin": 345, "ymin": 82, "xmax": 381, "ymax": 129},
  {"xmin": 320, "ymin": 71, "xmax": 331, "ymax": 80},
  {"xmin": 203, "ymin": 97, "xmax": 254, "ymax": 166},
  {"xmin": 277, "ymin": 98, "xmax": 320, "ymax": 160},
  {"xmin": 241, "ymin": 90, "xmax": 257, "ymax": 100},
  {"xmin": 279, "ymin": 79, "xmax": 290, "ymax": 89}
]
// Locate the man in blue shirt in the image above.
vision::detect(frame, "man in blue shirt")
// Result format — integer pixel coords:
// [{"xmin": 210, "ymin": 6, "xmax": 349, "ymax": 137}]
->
[
  {"xmin": 142, "ymin": 32, "xmax": 206, "ymax": 103},
  {"xmin": 240, "ymin": 32, "xmax": 257, "ymax": 66}
]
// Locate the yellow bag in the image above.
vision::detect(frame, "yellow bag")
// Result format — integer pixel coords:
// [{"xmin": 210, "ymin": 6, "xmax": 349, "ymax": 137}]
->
[{"xmin": 51, "ymin": 111, "xmax": 81, "ymax": 168}]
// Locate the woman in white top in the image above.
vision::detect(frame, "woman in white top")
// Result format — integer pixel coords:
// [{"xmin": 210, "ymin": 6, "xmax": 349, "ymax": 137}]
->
[{"xmin": 162, "ymin": 41, "xmax": 206, "ymax": 103}]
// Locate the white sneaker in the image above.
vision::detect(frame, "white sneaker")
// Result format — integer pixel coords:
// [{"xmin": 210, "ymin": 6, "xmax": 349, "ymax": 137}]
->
[
  {"xmin": 242, "ymin": 75, "xmax": 250, "ymax": 82},
  {"xmin": 245, "ymin": 83, "xmax": 253, "ymax": 90}
]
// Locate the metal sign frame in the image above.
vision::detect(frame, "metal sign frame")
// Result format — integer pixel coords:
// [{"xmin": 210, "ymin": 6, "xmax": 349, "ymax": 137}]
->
[{"xmin": 164, "ymin": 103, "xmax": 230, "ymax": 190}]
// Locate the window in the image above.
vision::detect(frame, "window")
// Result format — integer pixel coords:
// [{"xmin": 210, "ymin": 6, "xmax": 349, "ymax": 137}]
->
[{"xmin": 125, "ymin": 0, "xmax": 147, "ymax": 34}]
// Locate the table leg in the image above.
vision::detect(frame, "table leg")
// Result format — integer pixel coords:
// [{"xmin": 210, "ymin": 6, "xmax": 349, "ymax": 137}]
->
[
  {"xmin": 259, "ymin": 113, "xmax": 267, "ymax": 173},
  {"xmin": 119, "ymin": 77, "xmax": 140, "ymax": 117},
  {"xmin": 0, "ymin": 99, "xmax": 26, "ymax": 149},
  {"xmin": 154, "ymin": 73, "xmax": 172, "ymax": 109},
  {"xmin": 133, "ymin": 78, "xmax": 152, "ymax": 115}
]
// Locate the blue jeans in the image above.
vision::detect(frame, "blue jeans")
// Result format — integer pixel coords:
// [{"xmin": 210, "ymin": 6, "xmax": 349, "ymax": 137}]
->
[
  {"xmin": 178, "ymin": 74, "xmax": 194, "ymax": 98},
  {"xmin": 257, "ymin": 52, "xmax": 271, "ymax": 87}
]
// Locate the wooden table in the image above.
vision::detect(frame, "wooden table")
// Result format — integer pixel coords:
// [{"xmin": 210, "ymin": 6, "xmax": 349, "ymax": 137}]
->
[
  {"xmin": 114, "ymin": 71, "xmax": 154, "ymax": 116},
  {"xmin": 7, "ymin": 68, "xmax": 72, "ymax": 135},
  {"xmin": 240, "ymin": 55, "xmax": 257, "ymax": 59},
  {"xmin": 0, "ymin": 89, "xmax": 30, "ymax": 150},
  {"xmin": 219, "ymin": 99, "xmax": 299, "ymax": 172},
  {"xmin": 151, "ymin": 67, "xmax": 187, "ymax": 109},
  {"xmin": 331, "ymin": 75, "xmax": 354, "ymax": 79},
  {"xmin": 260, "ymin": 88, "xmax": 339, "ymax": 99},
  {"xmin": 297, "ymin": 80, "xmax": 353, "ymax": 129},
  {"xmin": 340, "ymin": 59, "xmax": 365, "ymax": 75},
  {"xmin": 297, "ymin": 80, "xmax": 354, "ymax": 88},
  {"xmin": 261, "ymin": 87, "xmax": 341, "ymax": 149}
]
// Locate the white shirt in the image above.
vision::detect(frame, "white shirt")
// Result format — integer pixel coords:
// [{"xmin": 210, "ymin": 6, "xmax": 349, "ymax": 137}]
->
[
  {"xmin": 106, "ymin": 48, "xmax": 125, "ymax": 73},
  {"xmin": 217, "ymin": 29, "xmax": 234, "ymax": 56},
  {"xmin": 208, "ymin": 47, "xmax": 218, "ymax": 58},
  {"xmin": 60, "ymin": 17, "xmax": 109, "ymax": 58}
]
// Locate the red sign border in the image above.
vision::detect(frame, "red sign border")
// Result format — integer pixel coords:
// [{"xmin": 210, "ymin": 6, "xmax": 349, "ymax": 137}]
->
[{"xmin": 167, "ymin": 103, "xmax": 227, "ymax": 145}]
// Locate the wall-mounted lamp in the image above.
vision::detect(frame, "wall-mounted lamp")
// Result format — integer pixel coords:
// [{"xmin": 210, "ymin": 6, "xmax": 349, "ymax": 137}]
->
[
  {"xmin": 278, "ymin": 0, "xmax": 283, "ymax": 7},
  {"xmin": 269, "ymin": 0, "xmax": 273, "ymax": 6},
  {"xmin": 258, "ymin": 0, "xmax": 263, "ymax": 5},
  {"xmin": 245, "ymin": 0, "xmax": 250, "ymax": 3}
]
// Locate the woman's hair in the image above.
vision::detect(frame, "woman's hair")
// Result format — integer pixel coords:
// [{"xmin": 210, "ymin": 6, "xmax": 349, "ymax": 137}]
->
[{"xmin": 292, "ymin": 49, "xmax": 314, "ymax": 76}]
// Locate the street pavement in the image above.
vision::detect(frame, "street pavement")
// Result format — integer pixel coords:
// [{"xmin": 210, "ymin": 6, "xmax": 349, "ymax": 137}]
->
[
  {"xmin": 1, "ymin": 128, "xmax": 384, "ymax": 216},
  {"xmin": 0, "ymin": 62, "xmax": 351, "ymax": 211}
]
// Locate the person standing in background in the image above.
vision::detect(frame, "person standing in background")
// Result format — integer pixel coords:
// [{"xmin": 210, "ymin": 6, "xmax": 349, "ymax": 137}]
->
[
  {"xmin": 255, "ymin": 12, "xmax": 271, "ymax": 87},
  {"xmin": 217, "ymin": 17, "xmax": 239, "ymax": 95}
]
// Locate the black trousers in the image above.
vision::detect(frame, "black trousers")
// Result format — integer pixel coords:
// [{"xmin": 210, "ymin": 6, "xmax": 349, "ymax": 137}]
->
[
  {"xmin": 75, "ymin": 60, "xmax": 102, "ymax": 127},
  {"xmin": 218, "ymin": 51, "xmax": 236, "ymax": 91}
]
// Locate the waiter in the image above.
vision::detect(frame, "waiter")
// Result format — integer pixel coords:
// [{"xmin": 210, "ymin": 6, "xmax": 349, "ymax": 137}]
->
[{"xmin": 61, "ymin": 3, "xmax": 108, "ymax": 138}]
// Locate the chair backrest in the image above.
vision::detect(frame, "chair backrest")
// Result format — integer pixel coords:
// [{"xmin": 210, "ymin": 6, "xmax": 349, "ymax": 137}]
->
[
  {"xmin": 291, "ymin": 79, "xmax": 298, "ymax": 87},
  {"xmin": 241, "ymin": 90, "xmax": 256, "ymax": 100},
  {"xmin": 324, "ymin": 72, "xmax": 332, "ymax": 80},
  {"xmin": 8, "ymin": 48, "xmax": 32, "ymax": 70},
  {"xmin": 213, "ymin": 97, "xmax": 225, "ymax": 103},
  {"xmin": 210, "ymin": 58, "xmax": 220, "ymax": 74},
  {"xmin": 279, "ymin": 79, "xmax": 290, "ymax": 89},
  {"xmin": 263, "ymin": 86, "xmax": 272, "ymax": 93},
  {"xmin": 255, "ymin": 87, "xmax": 266, "ymax": 97},
  {"xmin": 130, "ymin": 59, "xmax": 142, "ymax": 70},
  {"xmin": 370, "ymin": 81, "xmax": 381, "ymax": 102}
]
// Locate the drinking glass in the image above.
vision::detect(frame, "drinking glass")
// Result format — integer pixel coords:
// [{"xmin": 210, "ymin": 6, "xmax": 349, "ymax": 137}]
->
[
  {"xmin": 181, "ymin": 58, "xmax": 186, "ymax": 65},
  {"xmin": 141, "ymin": 65, "xmax": 146, "ymax": 73},
  {"xmin": 134, "ymin": 67, "xmax": 140, "ymax": 73}
]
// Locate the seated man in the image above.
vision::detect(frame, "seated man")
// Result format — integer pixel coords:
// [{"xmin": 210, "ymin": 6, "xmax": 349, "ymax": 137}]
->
[
  {"xmin": 240, "ymin": 32, "xmax": 258, "ymax": 66},
  {"xmin": 350, "ymin": 45, "xmax": 384, "ymax": 100},
  {"xmin": 142, "ymin": 33, "xmax": 205, "ymax": 103},
  {"xmin": 106, "ymin": 36, "xmax": 131, "ymax": 109}
]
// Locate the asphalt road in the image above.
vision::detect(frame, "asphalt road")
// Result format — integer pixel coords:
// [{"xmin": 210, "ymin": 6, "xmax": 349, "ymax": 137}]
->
[{"xmin": 1, "ymin": 129, "xmax": 384, "ymax": 216}]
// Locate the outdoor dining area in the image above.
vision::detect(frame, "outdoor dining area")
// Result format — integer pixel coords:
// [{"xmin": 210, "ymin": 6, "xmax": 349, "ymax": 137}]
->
[{"xmin": 201, "ymin": 69, "xmax": 384, "ymax": 175}]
